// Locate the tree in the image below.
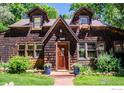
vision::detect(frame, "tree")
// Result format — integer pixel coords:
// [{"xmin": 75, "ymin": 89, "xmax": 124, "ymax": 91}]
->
[
  {"xmin": 70, "ymin": 3, "xmax": 124, "ymax": 29},
  {"xmin": 0, "ymin": 5, "xmax": 14, "ymax": 32},
  {"xmin": 9, "ymin": 4, "xmax": 58, "ymax": 21},
  {"xmin": 62, "ymin": 14, "xmax": 73, "ymax": 19}
]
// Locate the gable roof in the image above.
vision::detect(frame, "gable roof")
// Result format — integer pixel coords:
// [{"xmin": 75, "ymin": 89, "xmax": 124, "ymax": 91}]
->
[
  {"xmin": 42, "ymin": 16, "xmax": 79, "ymax": 43},
  {"xmin": 27, "ymin": 7, "xmax": 46, "ymax": 16},
  {"xmin": 27, "ymin": 7, "xmax": 49, "ymax": 22},
  {"xmin": 74, "ymin": 7, "xmax": 94, "ymax": 16},
  {"xmin": 70, "ymin": 7, "xmax": 94, "ymax": 24}
]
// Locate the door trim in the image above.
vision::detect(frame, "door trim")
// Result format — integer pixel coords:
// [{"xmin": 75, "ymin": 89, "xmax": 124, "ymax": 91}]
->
[{"xmin": 56, "ymin": 41, "xmax": 70, "ymax": 71}]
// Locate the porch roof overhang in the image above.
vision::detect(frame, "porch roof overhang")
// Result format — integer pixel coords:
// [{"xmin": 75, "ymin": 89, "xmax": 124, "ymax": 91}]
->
[{"xmin": 42, "ymin": 16, "xmax": 79, "ymax": 44}]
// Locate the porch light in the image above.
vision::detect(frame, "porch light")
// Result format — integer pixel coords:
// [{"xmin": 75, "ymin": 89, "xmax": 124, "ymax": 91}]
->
[{"xmin": 60, "ymin": 29, "xmax": 62, "ymax": 33}]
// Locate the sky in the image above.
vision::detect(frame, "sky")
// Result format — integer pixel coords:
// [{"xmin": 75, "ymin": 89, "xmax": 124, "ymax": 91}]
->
[{"xmin": 47, "ymin": 3, "xmax": 71, "ymax": 15}]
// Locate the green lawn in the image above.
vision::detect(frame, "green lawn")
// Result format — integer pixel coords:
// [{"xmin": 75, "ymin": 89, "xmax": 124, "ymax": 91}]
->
[
  {"xmin": 74, "ymin": 75, "xmax": 124, "ymax": 85},
  {"xmin": 0, "ymin": 72, "xmax": 54, "ymax": 85}
]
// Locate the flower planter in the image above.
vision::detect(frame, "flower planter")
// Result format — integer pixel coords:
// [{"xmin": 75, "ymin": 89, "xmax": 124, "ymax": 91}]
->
[
  {"xmin": 73, "ymin": 67, "xmax": 80, "ymax": 76},
  {"xmin": 44, "ymin": 63, "xmax": 52, "ymax": 75},
  {"xmin": 44, "ymin": 66, "xmax": 51, "ymax": 75}
]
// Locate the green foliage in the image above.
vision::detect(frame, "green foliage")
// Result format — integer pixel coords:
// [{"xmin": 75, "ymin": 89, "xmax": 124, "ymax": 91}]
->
[
  {"xmin": 0, "ymin": 5, "xmax": 14, "ymax": 24},
  {"xmin": 62, "ymin": 14, "xmax": 71, "ymax": 19},
  {"xmin": 0, "ymin": 62, "xmax": 9, "ymax": 70},
  {"xmin": 0, "ymin": 23, "xmax": 8, "ymax": 32},
  {"xmin": 72, "ymin": 63, "xmax": 82, "ymax": 68},
  {"xmin": 8, "ymin": 56, "xmax": 31, "ymax": 73},
  {"xmin": 96, "ymin": 52, "xmax": 121, "ymax": 72},
  {"xmin": 80, "ymin": 66, "xmax": 93, "ymax": 75},
  {"xmin": 70, "ymin": 3, "xmax": 124, "ymax": 29},
  {"xmin": 9, "ymin": 3, "xmax": 58, "ymax": 21},
  {"xmin": 44, "ymin": 63, "xmax": 52, "ymax": 68},
  {"xmin": 0, "ymin": 5, "xmax": 14, "ymax": 32}
]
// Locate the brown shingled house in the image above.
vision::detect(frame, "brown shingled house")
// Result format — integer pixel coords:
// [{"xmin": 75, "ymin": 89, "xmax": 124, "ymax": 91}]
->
[{"xmin": 0, "ymin": 7, "xmax": 124, "ymax": 70}]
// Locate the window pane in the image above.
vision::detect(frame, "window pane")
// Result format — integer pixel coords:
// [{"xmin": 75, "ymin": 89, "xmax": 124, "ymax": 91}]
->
[
  {"xmin": 79, "ymin": 16, "xmax": 89, "ymax": 24},
  {"xmin": 34, "ymin": 17, "xmax": 41, "ymax": 28},
  {"xmin": 88, "ymin": 43, "xmax": 96, "ymax": 50},
  {"xmin": 27, "ymin": 51, "xmax": 34, "ymax": 57},
  {"xmin": 19, "ymin": 45, "xmax": 25, "ymax": 50},
  {"xmin": 18, "ymin": 51, "xmax": 25, "ymax": 56},
  {"xmin": 88, "ymin": 51, "xmax": 96, "ymax": 57},
  {"xmin": 87, "ymin": 43, "xmax": 96, "ymax": 58},
  {"xmin": 36, "ymin": 44, "xmax": 42, "ymax": 50},
  {"xmin": 36, "ymin": 50, "xmax": 42, "ymax": 57},
  {"xmin": 115, "ymin": 44, "xmax": 121, "ymax": 52},
  {"xmin": 98, "ymin": 43, "xmax": 104, "ymax": 50},
  {"xmin": 28, "ymin": 45, "xmax": 34, "ymax": 50},
  {"xmin": 79, "ymin": 43, "xmax": 85, "ymax": 58}
]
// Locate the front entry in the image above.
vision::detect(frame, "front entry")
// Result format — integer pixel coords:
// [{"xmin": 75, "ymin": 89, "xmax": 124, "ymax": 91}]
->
[{"xmin": 57, "ymin": 42, "xmax": 69, "ymax": 70}]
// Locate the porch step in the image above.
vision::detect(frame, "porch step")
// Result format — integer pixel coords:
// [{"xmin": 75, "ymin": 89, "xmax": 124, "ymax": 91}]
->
[{"xmin": 51, "ymin": 71, "xmax": 74, "ymax": 77}]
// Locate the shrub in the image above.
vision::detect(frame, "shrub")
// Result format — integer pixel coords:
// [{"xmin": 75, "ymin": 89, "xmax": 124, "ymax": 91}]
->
[
  {"xmin": 0, "ymin": 62, "xmax": 9, "ymax": 71},
  {"xmin": 96, "ymin": 52, "xmax": 121, "ymax": 72},
  {"xmin": 80, "ymin": 66, "xmax": 93, "ymax": 75},
  {"xmin": 8, "ymin": 56, "xmax": 31, "ymax": 73},
  {"xmin": 44, "ymin": 63, "xmax": 52, "ymax": 68},
  {"xmin": 72, "ymin": 63, "xmax": 82, "ymax": 68}
]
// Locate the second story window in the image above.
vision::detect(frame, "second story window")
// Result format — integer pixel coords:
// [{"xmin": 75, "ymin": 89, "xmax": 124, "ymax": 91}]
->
[
  {"xmin": 79, "ymin": 16, "xmax": 89, "ymax": 24},
  {"xmin": 33, "ymin": 17, "xmax": 41, "ymax": 28}
]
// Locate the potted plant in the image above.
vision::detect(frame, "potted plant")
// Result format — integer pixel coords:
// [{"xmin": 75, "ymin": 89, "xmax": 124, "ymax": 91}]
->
[
  {"xmin": 44, "ymin": 63, "xmax": 52, "ymax": 75},
  {"xmin": 72, "ymin": 63, "xmax": 81, "ymax": 76}
]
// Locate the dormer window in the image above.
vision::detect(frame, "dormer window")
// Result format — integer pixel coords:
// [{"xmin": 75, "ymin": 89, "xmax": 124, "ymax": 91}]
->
[
  {"xmin": 33, "ymin": 16, "xmax": 42, "ymax": 29},
  {"xmin": 79, "ymin": 16, "xmax": 89, "ymax": 24}
]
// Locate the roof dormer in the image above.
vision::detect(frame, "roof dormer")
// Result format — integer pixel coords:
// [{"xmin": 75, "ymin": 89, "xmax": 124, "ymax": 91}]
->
[
  {"xmin": 70, "ymin": 7, "xmax": 94, "ymax": 25},
  {"xmin": 27, "ymin": 7, "xmax": 49, "ymax": 30}
]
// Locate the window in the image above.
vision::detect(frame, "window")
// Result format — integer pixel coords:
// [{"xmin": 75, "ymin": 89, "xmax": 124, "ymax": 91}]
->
[
  {"xmin": 79, "ymin": 43, "xmax": 85, "ymax": 58},
  {"xmin": 33, "ymin": 17, "xmax": 41, "ymax": 28},
  {"xmin": 35, "ymin": 44, "xmax": 42, "ymax": 58},
  {"xmin": 87, "ymin": 43, "xmax": 96, "ymax": 58},
  {"xmin": 114, "ymin": 42, "xmax": 124, "ymax": 52},
  {"xmin": 114, "ymin": 44, "xmax": 122, "ymax": 52},
  {"xmin": 18, "ymin": 43, "xmax": 42, "ymax": 58},
  {"xmin": 98, "ymin": 42, "xmax": 105, "ymax": 53},
  {"xmin": 78, "ymin": 42, "xmax": 96, "ymax": 59},
  {"xmin": 123, "ymin": 44, "xmax": 124, "ymax": 51},
  {"xmin": 79, "ymin": 16, "xmax": 89, "ymax": 24},
  {"xmin": 18, "ymin": 45, "xmax": 25, "ymax": 56},
  {"xmin": 27, "ymin": 44, "xmax": 34, "ymax": 58}
]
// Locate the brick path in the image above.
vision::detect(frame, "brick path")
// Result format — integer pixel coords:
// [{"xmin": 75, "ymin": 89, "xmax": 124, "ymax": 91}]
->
[{"xmin": 51, "ymin": 71, "xmax": 74, "ymax": 86}]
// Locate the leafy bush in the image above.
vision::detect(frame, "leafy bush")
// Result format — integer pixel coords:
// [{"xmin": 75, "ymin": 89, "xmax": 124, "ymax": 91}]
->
[
  {"xmin": 0, "ymin": 62, "xmax": 9, "ymax": 71},
  {"xmin": 44, "ymin": 63, "xmax": 52, "ymax": 68},
  {"xmin": 8, "ymin": 56, "xmax": 31, "ymax": 73},
  {"xmin": 72, "ymin": 63, "xmax": 82, "ymax": 68},
  {"xmin": 96, "ymin": 52, "xmax": 121, "ymax": 72},
  {"xmin": 80, "ymin": 66, "xmax": 93, "ymax": 75}
]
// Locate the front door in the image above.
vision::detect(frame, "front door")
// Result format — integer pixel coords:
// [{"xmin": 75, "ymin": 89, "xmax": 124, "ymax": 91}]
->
[{"xmin": 57, "ymin": 42, "xmax": 68, "ymax": 70}]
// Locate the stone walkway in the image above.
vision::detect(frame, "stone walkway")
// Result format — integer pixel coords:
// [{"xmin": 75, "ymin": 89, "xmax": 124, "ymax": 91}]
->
[{"xmin": 51, "ymin": 71, "xmax": 74, "ymax": 86}]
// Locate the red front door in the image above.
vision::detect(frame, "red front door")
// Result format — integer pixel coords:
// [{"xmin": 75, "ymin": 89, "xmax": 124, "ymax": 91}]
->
[{"xmin": 57, "ymin": 43, "xmax": 68, "ymax": 70}]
